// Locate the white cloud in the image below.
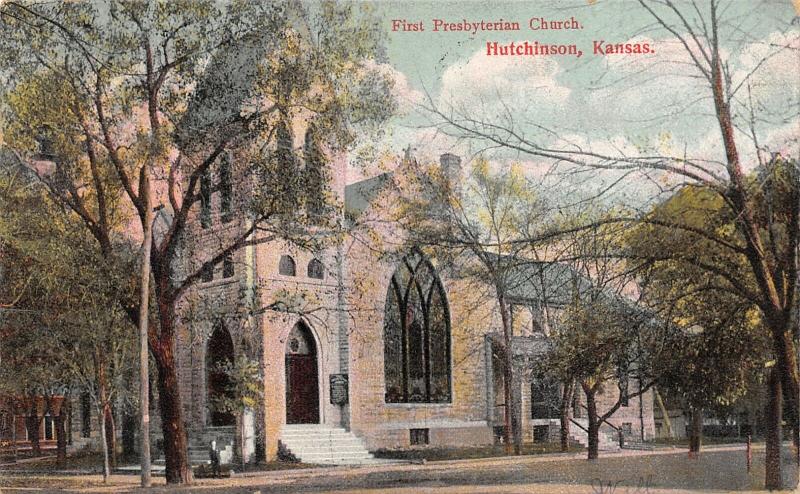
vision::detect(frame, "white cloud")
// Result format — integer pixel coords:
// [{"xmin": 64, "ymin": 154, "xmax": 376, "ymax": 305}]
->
[
  {"xmin": 438, "ymin": 46, "xmax": 571, "ymax": 119},
  {"xmin": 364, "ymin": 60, "xmax": 424, "ymax": 115}
]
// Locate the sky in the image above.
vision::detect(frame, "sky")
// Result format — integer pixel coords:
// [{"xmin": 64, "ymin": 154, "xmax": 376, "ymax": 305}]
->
[{"xmin": 359, "ymin": 0, "xmax": 799, "ymax": 205}]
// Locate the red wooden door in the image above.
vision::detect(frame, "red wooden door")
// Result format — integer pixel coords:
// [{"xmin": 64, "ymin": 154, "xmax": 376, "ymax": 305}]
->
[{"xmin": 285, "ymin": 355, "xmax": 319, "ymax": 424}]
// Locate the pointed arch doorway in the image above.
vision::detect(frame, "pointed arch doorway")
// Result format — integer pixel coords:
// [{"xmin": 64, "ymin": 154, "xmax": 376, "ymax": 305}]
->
[
  {"xmin": 207, "ymin": 325, "xmax": 236, "ymax": 426},
  {"xmin": 285, "ymin": 322, "xmax": 320, "ymax": 424}
]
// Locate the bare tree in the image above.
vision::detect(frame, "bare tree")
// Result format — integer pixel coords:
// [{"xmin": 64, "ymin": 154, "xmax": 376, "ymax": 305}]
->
[
  {"xmin": 397, "ymin": 155, "xmax": 560, "ymax": 454},
  {"xmin": 422, "ymin": 1, "xmax": 797, "ymax": 487}
]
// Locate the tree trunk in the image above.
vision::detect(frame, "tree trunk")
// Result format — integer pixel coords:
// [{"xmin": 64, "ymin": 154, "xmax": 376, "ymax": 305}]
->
[
  {"xmin": 236, "ymin": 411, "xmax": 246, "ymax": 471},
  {"xmin": 11, "ymin": 409, "xmax": 18, "ymax": 462},
  {"xmin": 765, "ymin": 367, "xmax": 783, "ymax": 490},
  {"xmin": 560, "ymin": 380, "xmax": 575, "ymax": 452},
  {"xmin": 99, "ymin": 406, "xmax": 111, "ymax": 484},
  {"xmin": 64, "ymin": 399, "xmax": 72, "ymax": 446},
  {"xmin": 502, "ymin": 359, "xmax": 513, "ymax": 454},
  {"xmin": 96, "ymin": 358, "xmax": 112, "ymax": 482},
  {"xmin": 583, "ymin": 384, "xmax": 599, "ymax": 460},
  {"xmin": 25, "ymin": 406, "xmax": 41, "ymax": 457},
  {"xmin": 689, "ymin": 407, "xmax": 702, "ymax": 454},
  {"xmin": 498, "ymin": 294, "xmax": 521, "ymax": 455},
  {"xmin": 104, "ymin": 406, "xmax": 116, "ymax": 469},
  {"xmin": 153, "ymin": 328, "xmax": 192, "ymax": 484},
  {"xmin": 707, "ymin": 22, "xmax": 797, "ymax": 485},
  {"xmin": 767, "ymin": 316, "xmax": 799, "ymax": 453},
  {"xmin": 137, "ymin": 163, "xmax": 153, "ymax": 487},
  {"xmin": 510, "ymin": 373, "xmax": 523, "ymax": 454},
  {"xmin": 55, "ymin": 411, "xmax": 67, "ymax": 467}
]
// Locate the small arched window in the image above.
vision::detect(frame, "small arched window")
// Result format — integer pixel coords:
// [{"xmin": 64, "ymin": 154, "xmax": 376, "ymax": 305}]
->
[
  {"xmin": 307, "ymin": 258, "xmax": 324, "ymax": 279},
  {"xmin": 279, "ymin": 255, "xmax": 296, "ymax": 276}
]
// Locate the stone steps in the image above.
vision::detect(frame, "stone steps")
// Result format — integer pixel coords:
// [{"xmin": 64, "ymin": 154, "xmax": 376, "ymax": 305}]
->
[
  {"xmin": 158, "ymin": 426, "xmax": 236, "ymax": 466},
  {"xmin": 568, "ymin": 420, "xmax": 620, "ymax": 451},
  {"xmin": 280, "ymin": 424, "xmax": 375, "ymax": 465},
  {"xmin": 621, "ymin": 441, "xmax": 655, "ymax": 451}
]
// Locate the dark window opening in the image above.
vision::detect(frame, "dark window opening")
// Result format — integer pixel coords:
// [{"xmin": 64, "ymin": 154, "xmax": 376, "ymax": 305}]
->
[
  {"xmin": 279, "ymin": 255, "xmax": 296, "ymax": 276},
  {"xmin": 34, "ymin": 130, "xmax": 57, "ymax": 160},
  {"xmin": 410, "ymin": 428, "xmax": 429, "ymax": 446},
  {"xmin": 44, "ymin": 415, "xmax": 54, "ymax": 440},
  {"xmin": 80, "ymin": 392, "xmax": 91, "ymax": 438},
  {"xmin": 207, "ymin": 325, "xmax": 236, "ymax": 426},
  {"xmin": 533, "ymin": 425, "xmax": 550, "ymax": 442},
  {"xmin": 200, "ymin": 167, "xmax": 212, "ymax": 228},
  {"xmin": 219, "ymin": 154, "xmax": 233, "ymax": 223},
  {"xmin": 531, "ymin": 379, "xmax": 560, "ymax": 419},
  {"xmin": 384, "ymin": 252, "xmax": 451, "ymax": 404},
  {"xmin": 201, "ymin": 262, "xmax": 214, "ymax": 282},
  {"xmin": 493, "ymin": 426, "xmax": 507, "ymax": 445},
  {"xmin": 307, "ymin": 258, "xmax": 324, "ymax": 279},
  {"xmin": 223, "ymin": 254, "xmax": 234, "ymax": 278},
  {"xmin": 618, "ymin": 365, "xmax": 629, "ymax": 407}
]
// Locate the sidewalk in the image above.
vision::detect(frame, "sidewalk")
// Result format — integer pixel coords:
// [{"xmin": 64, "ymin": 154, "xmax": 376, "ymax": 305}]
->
[{"xmin": 0, "ymin": 442, "xmax": 794, "ymax": 494}]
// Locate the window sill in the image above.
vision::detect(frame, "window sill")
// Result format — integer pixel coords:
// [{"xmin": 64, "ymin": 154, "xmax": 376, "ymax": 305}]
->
[{"xmin": 384, "ymin": 402, "xmax": 453, "ymax": 408}]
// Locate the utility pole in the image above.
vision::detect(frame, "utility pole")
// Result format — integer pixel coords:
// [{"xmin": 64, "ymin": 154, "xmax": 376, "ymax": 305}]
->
[{"xmin": 138, "ymin": 164, "xmax": 153, "ymax": 487}]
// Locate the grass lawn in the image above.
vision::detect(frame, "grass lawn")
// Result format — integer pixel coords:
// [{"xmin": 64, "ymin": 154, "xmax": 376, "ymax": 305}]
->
[
  {"xmin": 0, "ymin": 451, "xmax": 105, "ymax": 473},
  {"xmin": 373, "ymin": 442, "xmax": 584, "ymax": 461},
  {"xmin": 225, "ymin": 460, "xmax": 322, "ymax": 473},
  {"xmin": 651, "ymin": 436, "xmax": 750, "ymax": 447}
]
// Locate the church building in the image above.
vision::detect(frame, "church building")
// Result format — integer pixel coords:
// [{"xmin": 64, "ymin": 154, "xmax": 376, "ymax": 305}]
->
[{"xmin": 170, "ymin": 124, "xmax": 655, "ymax": 465}]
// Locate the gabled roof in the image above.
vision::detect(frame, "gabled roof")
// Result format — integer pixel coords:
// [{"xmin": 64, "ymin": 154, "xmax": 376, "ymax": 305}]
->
[
  {"xmin": 496, "ymin": 255, "xmax": 659, "ymax": 328},
  {"xmin": 502, "ymin": 259, "xmax": 593, "ymax": 307},
  {"xmin": 344, "ymin": 172, "xmax": 393, "ymax": 217}
]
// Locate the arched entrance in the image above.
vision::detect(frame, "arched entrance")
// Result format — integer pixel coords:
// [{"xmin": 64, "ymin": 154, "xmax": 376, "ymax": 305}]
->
[
  {"xmin": 285, "ymin": 322, "xmax": 319, "ymax": 424},
  {"xmin": 207, "ymin": 325, "xmax": 235, "ymax": 426}
]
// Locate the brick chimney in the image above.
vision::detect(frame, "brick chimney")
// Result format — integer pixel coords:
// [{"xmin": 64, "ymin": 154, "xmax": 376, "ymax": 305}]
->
[{"xmin": 439, "ymin": 153, "xmax": 462, "ymax": 190}]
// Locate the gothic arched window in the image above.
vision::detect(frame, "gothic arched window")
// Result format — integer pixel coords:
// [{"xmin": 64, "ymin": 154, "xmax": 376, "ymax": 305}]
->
[
  {"xmin": 304, "ymin": 123, "xmax": 327, "ymax": 219},
  {"xmin": 384, "ymin": 252, "xmax": 451, "ymax": 403},
  {"xmin": 279, "ymin": 255, "xmax": 296, "ymax": 276},
  {"xmin": 200, "ymin": 166, "xmax": 211, "ymax": 229},
  {"xmin": 219, "ymin": 153, "xmax": 233, "ymax": 223},
  {"xmin": 307, "ymin": 258, "xmax": 324, "ymax": 279}
]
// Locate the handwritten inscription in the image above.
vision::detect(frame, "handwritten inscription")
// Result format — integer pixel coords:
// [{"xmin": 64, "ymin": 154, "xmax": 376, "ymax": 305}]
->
[{"xmin": 590, "ymin": 475, "xmax": 653, "ymax": 494}]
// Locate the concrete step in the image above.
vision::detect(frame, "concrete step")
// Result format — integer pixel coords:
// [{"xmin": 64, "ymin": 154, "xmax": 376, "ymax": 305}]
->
[
  {"xmin": 280, "ymin": 437, "xmax": 365, "ymax": 447},
  {"xmin": 293, "ymin": 450, "xmax": 373, "ymax": 459},
  {"xmin": 281, "ymin": 428, "xmax": 350, "ymax": 436},
  {"xmin": 280, "ymin": 425, "xmax": 374, "ymax": 465},
  {"xmin": 287, "ymin": 443, "xmax": 368, "ymax": 452}
]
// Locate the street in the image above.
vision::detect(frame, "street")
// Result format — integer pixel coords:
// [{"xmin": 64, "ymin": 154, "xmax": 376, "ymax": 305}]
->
[{"xmin": 1, "ymin": 444, "xmax": 797, "ymax": 493}]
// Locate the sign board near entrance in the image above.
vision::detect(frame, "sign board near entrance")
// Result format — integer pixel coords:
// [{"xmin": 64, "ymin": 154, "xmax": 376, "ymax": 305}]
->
[{"xmin": 330, "ymin": 374, "xmax": 348, "ymax": 405}]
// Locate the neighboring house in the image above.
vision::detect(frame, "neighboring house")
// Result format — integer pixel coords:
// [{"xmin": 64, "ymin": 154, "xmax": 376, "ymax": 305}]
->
[
  {"xmin": 0, "ymin": 396, "xmax": 64, "ymax": 453},
  {"xmin": 653, "ymin": 408, "xmax": 688, "ymax": 439},
  {"xmin": 167, "ymin": 127, "xmax": 656, "ymax": 465},
  {"xmin": 0, "ymin": 393, "xmax": 129, "ymax": 457}
]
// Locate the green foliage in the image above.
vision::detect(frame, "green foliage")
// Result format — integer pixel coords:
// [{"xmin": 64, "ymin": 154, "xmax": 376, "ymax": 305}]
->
[
  {"xmin": 0, "ymin": 159, "xmax": 137, "ymax": 408},
  {"xmin": 398, "ymin": 157, "xmax": 549, "ymax": 271},
  {"xmin": 549, "ymin": 296, "xmax": 630, "ymax": 388},
  {"xmin": 208, "ymin": 355, "xmax": 263, "ymax": 416},
  {"xmin": 622, "ymin": 159, "xmax": 795, "ymax": 411}
]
